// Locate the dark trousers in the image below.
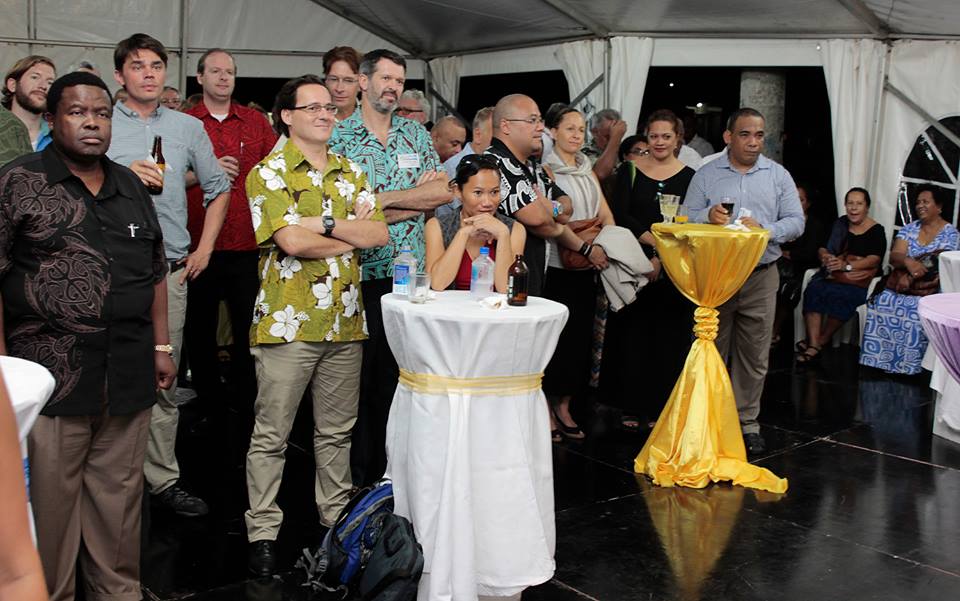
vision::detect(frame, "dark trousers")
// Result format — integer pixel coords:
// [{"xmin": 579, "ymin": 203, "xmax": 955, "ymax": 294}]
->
[
  {"xmin": 184, "ymin": 250, "xmax": 260, "ymax": 409},
  {"xmin": 350, "ymin": 277, "xmax": 398, "ymax": 486}
]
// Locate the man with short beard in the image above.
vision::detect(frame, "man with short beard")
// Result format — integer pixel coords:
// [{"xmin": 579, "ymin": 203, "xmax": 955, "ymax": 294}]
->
[
  {"xmin": 329, "ymin": 48, "xmax": 452, "ymax": 486},
  {"xmin": 2, "ymin": 55, "xmax": 56, "ymax": 151}
]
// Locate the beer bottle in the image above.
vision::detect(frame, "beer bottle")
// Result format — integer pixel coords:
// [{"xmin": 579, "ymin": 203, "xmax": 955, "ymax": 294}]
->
[
  {"xmin": 507, "ymin": 254, "xmax": 529, "ymax": 306},
  {"xmin": 147, "ymin": 135, "xmax": 165, "ymax": 195}
]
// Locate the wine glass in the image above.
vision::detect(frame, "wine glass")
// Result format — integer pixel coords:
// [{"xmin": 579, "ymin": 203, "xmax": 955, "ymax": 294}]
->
[{"xmin": 720, "ymin": 196, "xmax": 736, "ymax": 223}]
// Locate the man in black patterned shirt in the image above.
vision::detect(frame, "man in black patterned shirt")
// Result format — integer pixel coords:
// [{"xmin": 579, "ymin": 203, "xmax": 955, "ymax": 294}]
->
[
  {"xmin": 0, "ymin": 72, "xmax": 175, "ymax": 601},
  {"xmin": 486, "ymin": 93, "xmax": 606, "ymax": 295}
]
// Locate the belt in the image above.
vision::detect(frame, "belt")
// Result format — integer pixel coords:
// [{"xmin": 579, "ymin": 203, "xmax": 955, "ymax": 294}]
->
[
  {"xmin": 752, "ymin": 261, "xmax": 773, "ymax": 274},
  {"xmin": 168, "ymin": 260, "xmax": 186, "ymax": 274}
]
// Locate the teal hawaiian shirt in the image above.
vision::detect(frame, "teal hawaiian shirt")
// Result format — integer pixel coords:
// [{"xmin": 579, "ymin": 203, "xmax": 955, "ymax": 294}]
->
[{"xmin": 329, "ymin": 108, "xmax": 442, "ymax": 280}]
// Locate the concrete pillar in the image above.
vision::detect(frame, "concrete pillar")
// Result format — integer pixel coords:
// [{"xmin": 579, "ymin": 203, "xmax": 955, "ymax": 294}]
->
[{"xmin": 739, "ymin": 70, "xmax": 786, "ymax": 164}]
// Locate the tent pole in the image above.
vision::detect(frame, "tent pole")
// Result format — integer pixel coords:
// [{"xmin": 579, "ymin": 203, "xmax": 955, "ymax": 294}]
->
[
  {"xmin": 604, "ymin": 38, "xmax": 611, "ymax": 109},
  {"xmin": 569, "ymin": 74, "xmax": 604, "ymax": 108},
  {"xmin": 427, "ymin": 85, "xmax": 465, "ymax": 124},
  {"xmin": 179, "ymin": 0, "xmax": 189, "ymax": 95},
  {"xmin": 27, "ymin": 0, "xmax": 37, "ymax": 52},
  {"xmin": 884, "ymin": 81, "xmax": 960, "ymax": 149}
]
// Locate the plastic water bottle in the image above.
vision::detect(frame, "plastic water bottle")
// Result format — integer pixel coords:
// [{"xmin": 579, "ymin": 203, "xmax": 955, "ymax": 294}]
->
[
  {"xmin": 470, "ymin": 247, "xmax": 495, "ymax": 299},
  {"xmin": 392, "ymin": 247, "xmax": 417, "ymax": 296}
]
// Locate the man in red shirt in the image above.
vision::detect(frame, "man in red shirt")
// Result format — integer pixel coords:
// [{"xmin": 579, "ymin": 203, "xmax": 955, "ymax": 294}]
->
[{"xmin": 185, "ymin": 49, "xmax": 276, "ymax": 423}]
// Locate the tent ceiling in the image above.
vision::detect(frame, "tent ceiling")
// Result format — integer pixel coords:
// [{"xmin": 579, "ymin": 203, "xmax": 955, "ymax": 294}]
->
[{"xmin": 311, "ymin": 0, "xmax": 960, "ymax": 58}]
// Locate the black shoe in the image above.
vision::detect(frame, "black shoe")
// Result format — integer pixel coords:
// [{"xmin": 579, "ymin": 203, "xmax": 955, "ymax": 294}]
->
[
  {"xmin": 744, "ymin": 432, "xmax": 766, "ymax": 456},
  {"xmin": 155, "ymin": 484, "xmax": 209, "ymax": 517},
  {"xmin": 248, "ymin": 540, "xmax": 277, "ymax": 577}
]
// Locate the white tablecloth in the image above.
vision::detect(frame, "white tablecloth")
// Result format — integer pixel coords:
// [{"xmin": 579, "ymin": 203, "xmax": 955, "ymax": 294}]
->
[
  {"xmin": 0, "ymin": 355, "xmax": 56, "ymax": 539},
  {"xmin": 382, "ymin": 291, "xmax": 568, "ymax": 601},
  {"xmin": 922, "ymin": 251, "xmax": 960, "ymax": 444}
]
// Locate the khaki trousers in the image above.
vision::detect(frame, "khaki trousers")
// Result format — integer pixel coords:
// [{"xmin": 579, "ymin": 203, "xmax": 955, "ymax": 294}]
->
[
  {"xmin": 245, "ymin": 340, "xmax": 362, "ymax": 541},
  {"xmin": 143, "ymin": 269, "xmax": 188, "ymax": 494},
  {"xmin": 715, "ymin": 265, "xmax": 779, "ymax": 435},
  {"xmin": 28, "ymin": 408, "xmax": 151, "ymax": 601}
]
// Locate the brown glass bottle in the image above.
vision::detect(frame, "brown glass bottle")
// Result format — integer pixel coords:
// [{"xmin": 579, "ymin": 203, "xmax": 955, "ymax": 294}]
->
[
  {"xmin": 507, "ymin": 254, "xmax": 528, "ymax": 306},
  {"xmin": 147, "ymin": 135, "xmax": 165, "ymax": 195}
]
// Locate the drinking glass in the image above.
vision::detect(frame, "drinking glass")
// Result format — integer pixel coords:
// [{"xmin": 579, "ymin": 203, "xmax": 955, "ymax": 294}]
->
[
  {"xmin": 409, "ymin": 272, "xmax": 431, "ymax": 304},
  {"xmin": 660, "ymin": 194, "xmax": 680, "ymax": 223},
  {"xmin": 720, "ymin": 196, "xmax": 736, "ymax": 223}
]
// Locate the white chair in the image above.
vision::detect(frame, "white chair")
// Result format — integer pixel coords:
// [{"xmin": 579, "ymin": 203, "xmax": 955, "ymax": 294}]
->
[{"xmin": 792, "ymin": 268, "xmax": 880, "ymax": 350}]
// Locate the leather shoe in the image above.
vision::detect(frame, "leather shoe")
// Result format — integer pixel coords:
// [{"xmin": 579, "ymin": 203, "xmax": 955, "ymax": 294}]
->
[
  {"xmin": 744, "ymin": 432, "xmax": 766, "ymax": 456},
  {"xmin": 248, "ymin": 540, "xmax": 277, "ymax": 577}
]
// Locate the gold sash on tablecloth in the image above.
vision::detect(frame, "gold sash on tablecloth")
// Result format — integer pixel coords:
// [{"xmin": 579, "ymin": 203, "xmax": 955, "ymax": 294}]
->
[
  {"xmin": 634, "ymin": 224, "xmax": 788, "ymax": 494},
  {"xmin": 398, "ymin": 368, "xmax": 543, "ymax": 395}
]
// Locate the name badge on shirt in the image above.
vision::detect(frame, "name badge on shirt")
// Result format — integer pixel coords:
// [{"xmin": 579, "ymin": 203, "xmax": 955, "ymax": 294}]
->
[{"xmin": 397, "ymin": 153, "xmax": 420, "ymax": 169}]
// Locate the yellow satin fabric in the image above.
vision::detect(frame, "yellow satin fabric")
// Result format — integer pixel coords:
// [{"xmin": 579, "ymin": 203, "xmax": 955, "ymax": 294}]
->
[
  {"xmin": 634, "ymin": 224, "xmax": 789, "ymax": 494},
  {"xmin": 398, "ymin": 368, "xmax": 543, "ymax": 395}
]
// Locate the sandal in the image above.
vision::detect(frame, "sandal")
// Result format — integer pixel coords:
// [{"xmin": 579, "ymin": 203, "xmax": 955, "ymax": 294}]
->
[
  {"xmin": 796, "ymin": 344, "xmax": 822, "ymax": 364},
  {"xmin": 551, "ymin": 429, "xmax": 562, "ymax": 443},
  {"xmin": 550, "ymin": 405, "xmax": 585, "ymax": 440},
  {"xmin": 795, "ymin": 339, "xmax": 810, "ymax": 353},
  {"xmin": 621, "ymin": 415, "xmax": 641, "ymax": 432}
]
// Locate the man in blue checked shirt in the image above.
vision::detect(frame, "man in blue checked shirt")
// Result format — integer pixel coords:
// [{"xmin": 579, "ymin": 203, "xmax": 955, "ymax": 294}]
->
[{"xmin": 684, "ymin": 107, "xmax": 804, "ymax": 456}]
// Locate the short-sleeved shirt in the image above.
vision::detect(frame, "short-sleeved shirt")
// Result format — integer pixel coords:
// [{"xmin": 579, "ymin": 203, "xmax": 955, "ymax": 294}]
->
[
  {"xmin": 108, "ymin": 102, "xmax": 231, "ymax": 260},
  {"xmin": 329, "ymin": 108, "xmax": 442, "ymax": 280},
  {"xmin": 0, "ymin": 146, "xmax": 167, "ymax": 416},
  {"xmin": 0, "ymin": 106, "xmax": 31, "ymax": 166},
  {"xmin": 485, "ymin": 137, "xmax": 567, "ymax": 295},
  {"xmin": 897, "ymin": 219, "xmax": 959, "ymax": 257},
  {"xmin": 185, "ymin": 101, "xmax": 278, "ymax": 252},
  {"xmin": 246, "ymin": 139, "xmax": 385, "ymax": 346}
]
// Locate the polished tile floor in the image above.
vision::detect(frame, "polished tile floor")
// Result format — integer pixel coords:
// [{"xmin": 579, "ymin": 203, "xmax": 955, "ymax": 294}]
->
[{"xmin": 138, "ymin": 344, "xmax": 960, "ymax": 600}]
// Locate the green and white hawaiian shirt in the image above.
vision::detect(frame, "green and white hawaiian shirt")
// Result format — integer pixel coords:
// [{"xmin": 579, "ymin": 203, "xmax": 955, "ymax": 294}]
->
[{"xmin": 246, "ymin": 139, "xmax": 385, "ymax": 346}]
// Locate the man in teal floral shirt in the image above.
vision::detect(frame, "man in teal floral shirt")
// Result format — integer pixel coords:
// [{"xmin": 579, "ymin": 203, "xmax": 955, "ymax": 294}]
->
[
  {"xmin": 243, "ymin": 75, "xmax": 388, "ymax": 576},
  {"xmin": 329, "ymin": 49, "xmax": 452, "ymax": 486}
]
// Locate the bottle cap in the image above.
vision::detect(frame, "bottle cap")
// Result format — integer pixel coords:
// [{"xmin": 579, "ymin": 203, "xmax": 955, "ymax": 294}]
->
[{"xmin": 479, "ymin": 247, "xmax": 489, "ymax": 255}]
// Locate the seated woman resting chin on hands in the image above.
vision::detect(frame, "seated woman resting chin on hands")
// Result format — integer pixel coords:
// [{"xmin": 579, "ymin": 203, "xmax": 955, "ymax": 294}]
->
[{"xmin": 425, "ymin": 154, "xmax": 526, "ymax": 292}]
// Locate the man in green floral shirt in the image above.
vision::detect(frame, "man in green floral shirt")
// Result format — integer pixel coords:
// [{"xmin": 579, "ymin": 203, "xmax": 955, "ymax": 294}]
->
[{"xmin": 243, "ymin": 75, "xmax": 388, "ymax": 576}]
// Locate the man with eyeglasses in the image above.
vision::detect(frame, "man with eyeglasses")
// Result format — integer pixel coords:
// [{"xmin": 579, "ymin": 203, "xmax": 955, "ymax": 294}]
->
[
  {"xmin": 397, "ymin": 88, "xmax": 430, "ymax": 127},
  {"xmin": 183, "ymin": 49, "xmax": 277, "ymax": 433},
  {"xmin": 108, "ymin": 33, "xmax": 231, "ymax": 519},
  {"xmin": 159, "ymin": 86, "xmax": 181, "ymax": 110},
  {"xmin": 328, "ymin": 48, "xmax": 452, "ymax": 487},
  {"xmin": 243, "ymin": 74, "xmax": 388, "ymax": 575},
  {"xmin": 486, "ymin": 93, "xmax": 607, "ymax": 296}
]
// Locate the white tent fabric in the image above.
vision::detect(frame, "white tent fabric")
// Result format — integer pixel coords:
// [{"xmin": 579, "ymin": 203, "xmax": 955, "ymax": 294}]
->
[
  {"xmin": 609, "ymin": 37, "xmax": 654, "ymax": 135},
  {"xmin": 428, "ymin": 55, "xmax": 462, "ymax": 117},
  {"xmin": 554, "ymin": 40, "xmax": 605, "ymax": 113},
  {"xmin": 874, "ymin": 40, "xmax": 960, "ymax": 233},
  {"xmin": 821, "ymin": 39, "xmax": 887, "ymax": 214}
]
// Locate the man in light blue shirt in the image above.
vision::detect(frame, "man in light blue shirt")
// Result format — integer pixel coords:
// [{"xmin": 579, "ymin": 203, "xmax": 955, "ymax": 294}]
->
[
  {"xmin": 108, "ymin": 33, "xmax": 230, "ymax": 518},
  {"xmin": 684, "ymin": 107, "xmax": 804, "ymax": 455}
]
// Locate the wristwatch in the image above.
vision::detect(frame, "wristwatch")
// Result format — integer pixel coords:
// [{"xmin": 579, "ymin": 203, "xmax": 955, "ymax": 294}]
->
[
  {"xmin": 844, "ymin": 263, "xmax": 852, "ymax": 272},
  {"xmin": 322, "ymin": 215, "xmax": 336, "ymax": 237},
  {"xmin": 154, "ymin": 344, "xmax": 174, "ymax": 355}
]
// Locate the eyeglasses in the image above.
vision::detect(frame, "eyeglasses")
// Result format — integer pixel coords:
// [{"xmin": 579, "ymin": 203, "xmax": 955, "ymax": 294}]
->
[
  {"xmin": 397, "ymin": 107, "xmax": 424, "ymax": 114},
  {"xmin": 626, "ymin": 148, "xmax": 649, "ymax": 157},
  {"xmin": 291, "ymin": 103, "xmax": 338, "ymax": 115},
  {"xmin": 324, "ymin": 75, "xmax": 358, "ymax": 86},
  {"xmin": 504, "ymin": 116, "xmax": 544, "ymax": 125}
]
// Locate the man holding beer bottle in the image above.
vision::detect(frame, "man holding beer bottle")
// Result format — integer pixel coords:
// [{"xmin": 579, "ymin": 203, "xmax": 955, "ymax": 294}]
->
[{"xmin": 108, "ymin": 33, "xmax": 230, "ymax": 517}]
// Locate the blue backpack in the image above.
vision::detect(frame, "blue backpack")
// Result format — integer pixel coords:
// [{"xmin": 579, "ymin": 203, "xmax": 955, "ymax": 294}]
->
[{"xmin": 298, "ymin": 481, "xmax": 423, "ymax": 600}]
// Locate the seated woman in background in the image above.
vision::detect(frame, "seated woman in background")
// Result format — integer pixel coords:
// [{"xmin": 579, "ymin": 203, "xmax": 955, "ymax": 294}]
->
[
  {"xmin": 860, "ymin": 185, "xmax": 959, "ymax": 374},
  {"xmin": 796, "ymin": 187, "xmax": 886, "ymax": 364},
  {"xmin": 425, "ymin": 154, "xmax": 525, "ymax": 291}
]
